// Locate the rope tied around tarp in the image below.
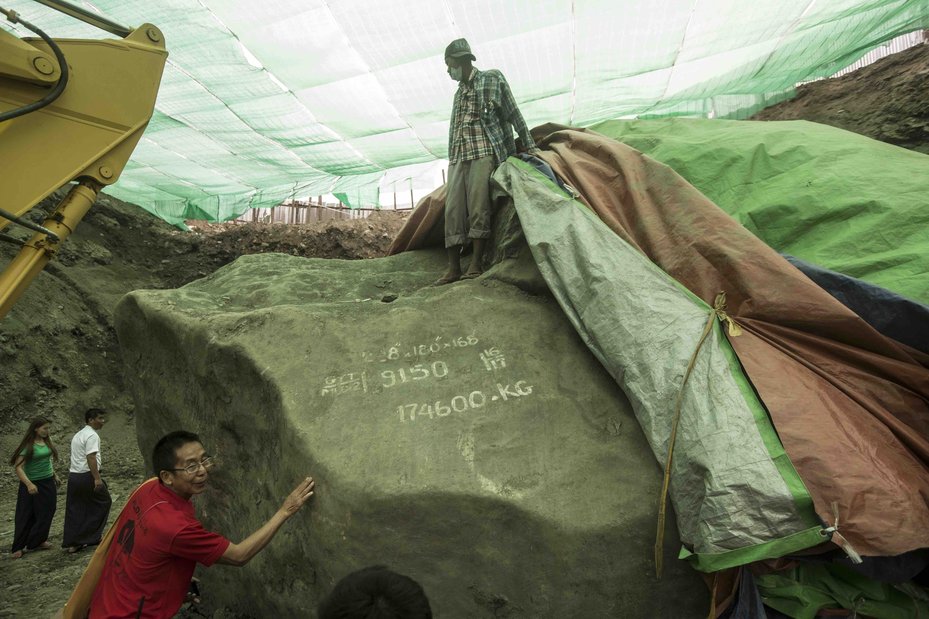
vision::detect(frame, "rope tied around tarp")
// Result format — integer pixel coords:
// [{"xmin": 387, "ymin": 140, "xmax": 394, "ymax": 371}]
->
[
  {"xmin": 655, "ymin": 292, "xmax": 741, "ymax": 578},
  {"xmin": 822, "ymin": 501, "xmax": 863, "ymax": 564}
]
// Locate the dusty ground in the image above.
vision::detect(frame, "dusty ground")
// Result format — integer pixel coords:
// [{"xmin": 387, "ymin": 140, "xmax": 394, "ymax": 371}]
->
[{"xmin": 0, "ymin": 39, "xmax": 926, "ymax": 618}]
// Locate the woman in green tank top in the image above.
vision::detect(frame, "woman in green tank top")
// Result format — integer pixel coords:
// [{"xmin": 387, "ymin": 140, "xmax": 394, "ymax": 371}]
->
[{"xmin": 9, "ymin": 417, "xmax": 61, "ymax": 558}]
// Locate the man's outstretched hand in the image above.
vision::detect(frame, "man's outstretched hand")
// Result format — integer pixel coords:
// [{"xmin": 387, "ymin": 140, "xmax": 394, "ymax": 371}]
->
[{"xmin": 279, "ymin": 476, "xmax": 315, "ymax": 517}]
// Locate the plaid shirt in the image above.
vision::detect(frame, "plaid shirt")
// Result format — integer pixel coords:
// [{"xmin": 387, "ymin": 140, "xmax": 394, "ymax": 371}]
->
[{"xmin": 448, "ymin": 68, "xmax": 536, "ymax": 165}]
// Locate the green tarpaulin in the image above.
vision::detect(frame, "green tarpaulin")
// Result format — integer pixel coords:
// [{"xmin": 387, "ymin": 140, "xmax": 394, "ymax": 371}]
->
[
  {"xmin": 494, "ymin": 158, "xmax": 825, "ymax": 571},
  {"xmin": 589, "ymin": 119, "xmax": 929, "ymax": 304}
]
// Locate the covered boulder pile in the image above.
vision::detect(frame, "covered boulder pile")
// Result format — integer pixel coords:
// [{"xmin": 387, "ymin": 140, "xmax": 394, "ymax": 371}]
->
[
  {"xmin": 115, "ymin": 119, "xmax": 929, "ymax": 618},
  {"xmin": 114, "ymin": 241, "xmax": 709, "ymax": 616},
  {"xmin": 392, "ymin": 121, "xmax": 929, "ymax": 616}
]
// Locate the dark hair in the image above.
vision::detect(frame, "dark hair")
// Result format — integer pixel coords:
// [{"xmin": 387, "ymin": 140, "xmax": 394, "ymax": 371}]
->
[
  {"xmin": 85, "ymin": 408, "xmax": 106, "ymax": 424},
  {"xmin": 152, "ymin": 430, "xmax": 201, "ymax": 479},
  {"xmin": 9, "ymin": 417, "xmax": 58, "ymax": 466},
  {"xmin": 318, "ymin": 566, "xmax": 432, "ymax": 619}
]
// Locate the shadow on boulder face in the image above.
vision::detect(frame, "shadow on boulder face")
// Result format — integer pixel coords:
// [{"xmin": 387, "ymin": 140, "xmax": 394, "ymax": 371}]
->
[{"xmin": 114, "ymin": 199, "xmax": 709, "ymax": 617}]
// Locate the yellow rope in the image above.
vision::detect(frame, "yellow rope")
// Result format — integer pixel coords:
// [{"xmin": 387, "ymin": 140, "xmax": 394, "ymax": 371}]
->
[{"xmin": 654, "ymin": 292, "xmax": 741, "ymax": 578}]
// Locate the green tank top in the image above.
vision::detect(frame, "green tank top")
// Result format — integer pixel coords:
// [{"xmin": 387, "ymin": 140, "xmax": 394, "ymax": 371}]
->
[{"xmin": 20, "ymin": 443, "xmax": 54, "ymax": 481}]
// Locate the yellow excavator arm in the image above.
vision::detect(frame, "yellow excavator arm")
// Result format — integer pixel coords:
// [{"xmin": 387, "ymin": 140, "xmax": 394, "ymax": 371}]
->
[{"xmin": 0, "ymin": 0, "xmax": 167, "ymax": 319}]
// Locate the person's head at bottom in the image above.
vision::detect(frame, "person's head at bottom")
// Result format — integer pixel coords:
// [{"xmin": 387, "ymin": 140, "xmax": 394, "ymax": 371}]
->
[{"xmin": 318, "ymin": 565, "xmax": 432, "ymax": 619}]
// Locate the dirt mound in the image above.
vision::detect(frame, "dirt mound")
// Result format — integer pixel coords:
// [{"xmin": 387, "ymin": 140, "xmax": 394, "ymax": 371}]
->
[
  {"xmin": 1, "ymin": 194, "xmax": 408, "ymax": 429},
  {"xmin": 752, "ymin": 42, "xmax": 929, "ymax": 154},
  {"xmin": 187, "ymin": 211, "xmax": 407, "ymax": 269}
]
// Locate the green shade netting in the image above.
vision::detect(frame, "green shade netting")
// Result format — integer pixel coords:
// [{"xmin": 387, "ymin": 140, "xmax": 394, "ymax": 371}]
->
[
  {"xmin": 3, "ymin": 1, "xmax": 928, "ymax": 222},
  {"xmin": 589, "ymin": 119, "xmax": 929, "ymax": 304}
]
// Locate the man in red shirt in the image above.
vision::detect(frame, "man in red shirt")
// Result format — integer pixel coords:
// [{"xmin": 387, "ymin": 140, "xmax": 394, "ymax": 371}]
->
[{"xmin": 90, "ymin": 430, "xmax": 315, "ymax": 618}]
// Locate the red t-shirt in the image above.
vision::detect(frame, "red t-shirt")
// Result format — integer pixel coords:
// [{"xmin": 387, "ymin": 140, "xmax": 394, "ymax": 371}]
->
[{"xmin": 90, "ymin": 479, "xmax": 230, "ymax": 618}]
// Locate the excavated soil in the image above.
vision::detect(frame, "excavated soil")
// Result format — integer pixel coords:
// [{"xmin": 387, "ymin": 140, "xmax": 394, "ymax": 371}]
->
[
  {"xmin": 0, "ymin": 40, "xmax": 926, "ymax": 618},
  {"xmin": 752, "ymin": 41, "xmax": 929, "ymax": 154}
]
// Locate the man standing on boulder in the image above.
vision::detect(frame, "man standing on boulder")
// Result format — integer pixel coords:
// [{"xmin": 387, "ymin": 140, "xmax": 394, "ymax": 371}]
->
[
  {"xmin": 87, "ymin": 430, "xmax": 314, "ymax": 619},
  {"xmin": 63, "ymin": 408, "xmax": 111, "ymax": 554},
  {"xmin": 435, "ymin": 38, "xmax": 537, "ymax": 285}
]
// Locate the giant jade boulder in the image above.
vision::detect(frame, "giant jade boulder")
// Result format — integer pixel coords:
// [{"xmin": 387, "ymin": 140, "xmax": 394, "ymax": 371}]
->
[{"xmin": 114, "ymin": 235, "xmax": 709, "ymax": 617}]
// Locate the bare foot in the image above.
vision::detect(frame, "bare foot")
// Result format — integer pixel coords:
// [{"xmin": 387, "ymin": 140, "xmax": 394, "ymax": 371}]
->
[
  {"xmin": 28, "ymin": 542, "xmax": 52, "ymax": 551},
  {"xmin": 460, "ymin": 268, "xmax": 483, "ymax": 280},
  {"xmin": 11, "ymin": 550, "xmax": 23, "ymax": 559},
  {"xmin": 432, "ymin": 271, "xmax": 461, "ymax": 286}
]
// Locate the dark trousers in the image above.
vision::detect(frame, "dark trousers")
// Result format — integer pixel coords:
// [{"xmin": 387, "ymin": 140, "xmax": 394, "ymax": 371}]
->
[
  {"xmin": 11, "ymin": 476, "xmax": 57, "ymax": 553},
  {"xmin": 62, "ymin": 471, "xmax": 111, "ymax": 547}
]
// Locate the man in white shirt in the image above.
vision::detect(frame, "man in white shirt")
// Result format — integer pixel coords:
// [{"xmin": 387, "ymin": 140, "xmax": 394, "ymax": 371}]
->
[{"xmin": 63, "ymin": 408, "xmax": 112, "ymax": 553}]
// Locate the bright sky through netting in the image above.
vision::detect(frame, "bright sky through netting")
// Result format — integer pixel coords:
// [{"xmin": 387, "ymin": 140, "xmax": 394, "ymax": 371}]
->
[{"xmin": 3, "ymin": 0, "xmax": 928, "ymax": 225}]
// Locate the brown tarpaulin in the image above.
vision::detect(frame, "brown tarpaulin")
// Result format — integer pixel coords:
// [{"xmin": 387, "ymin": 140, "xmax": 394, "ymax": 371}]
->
[
  {"xmin": 389, "ymin": 125, "xmax": 929, "ymax": 558},
  {"xmin": 387, "ymin": 185, "xmax": 446, "ymax": 255}
]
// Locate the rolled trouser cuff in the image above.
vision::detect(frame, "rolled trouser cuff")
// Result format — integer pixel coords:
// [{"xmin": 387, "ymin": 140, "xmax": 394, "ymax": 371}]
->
[{"xmin": 445, "ymin": 233, "xmax": 468, "ymax": 248}]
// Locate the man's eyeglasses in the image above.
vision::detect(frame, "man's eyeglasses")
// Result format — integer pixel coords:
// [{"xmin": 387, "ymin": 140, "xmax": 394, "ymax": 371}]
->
[{"xmin": 168, "ymin": 457, "xmax": 215, "ymax": 476}]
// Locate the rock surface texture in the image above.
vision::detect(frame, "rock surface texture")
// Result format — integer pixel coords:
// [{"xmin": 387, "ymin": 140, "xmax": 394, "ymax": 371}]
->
[{"xmin": 115, "ymin": 240, "xmax": 709, "ymax": 617}]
